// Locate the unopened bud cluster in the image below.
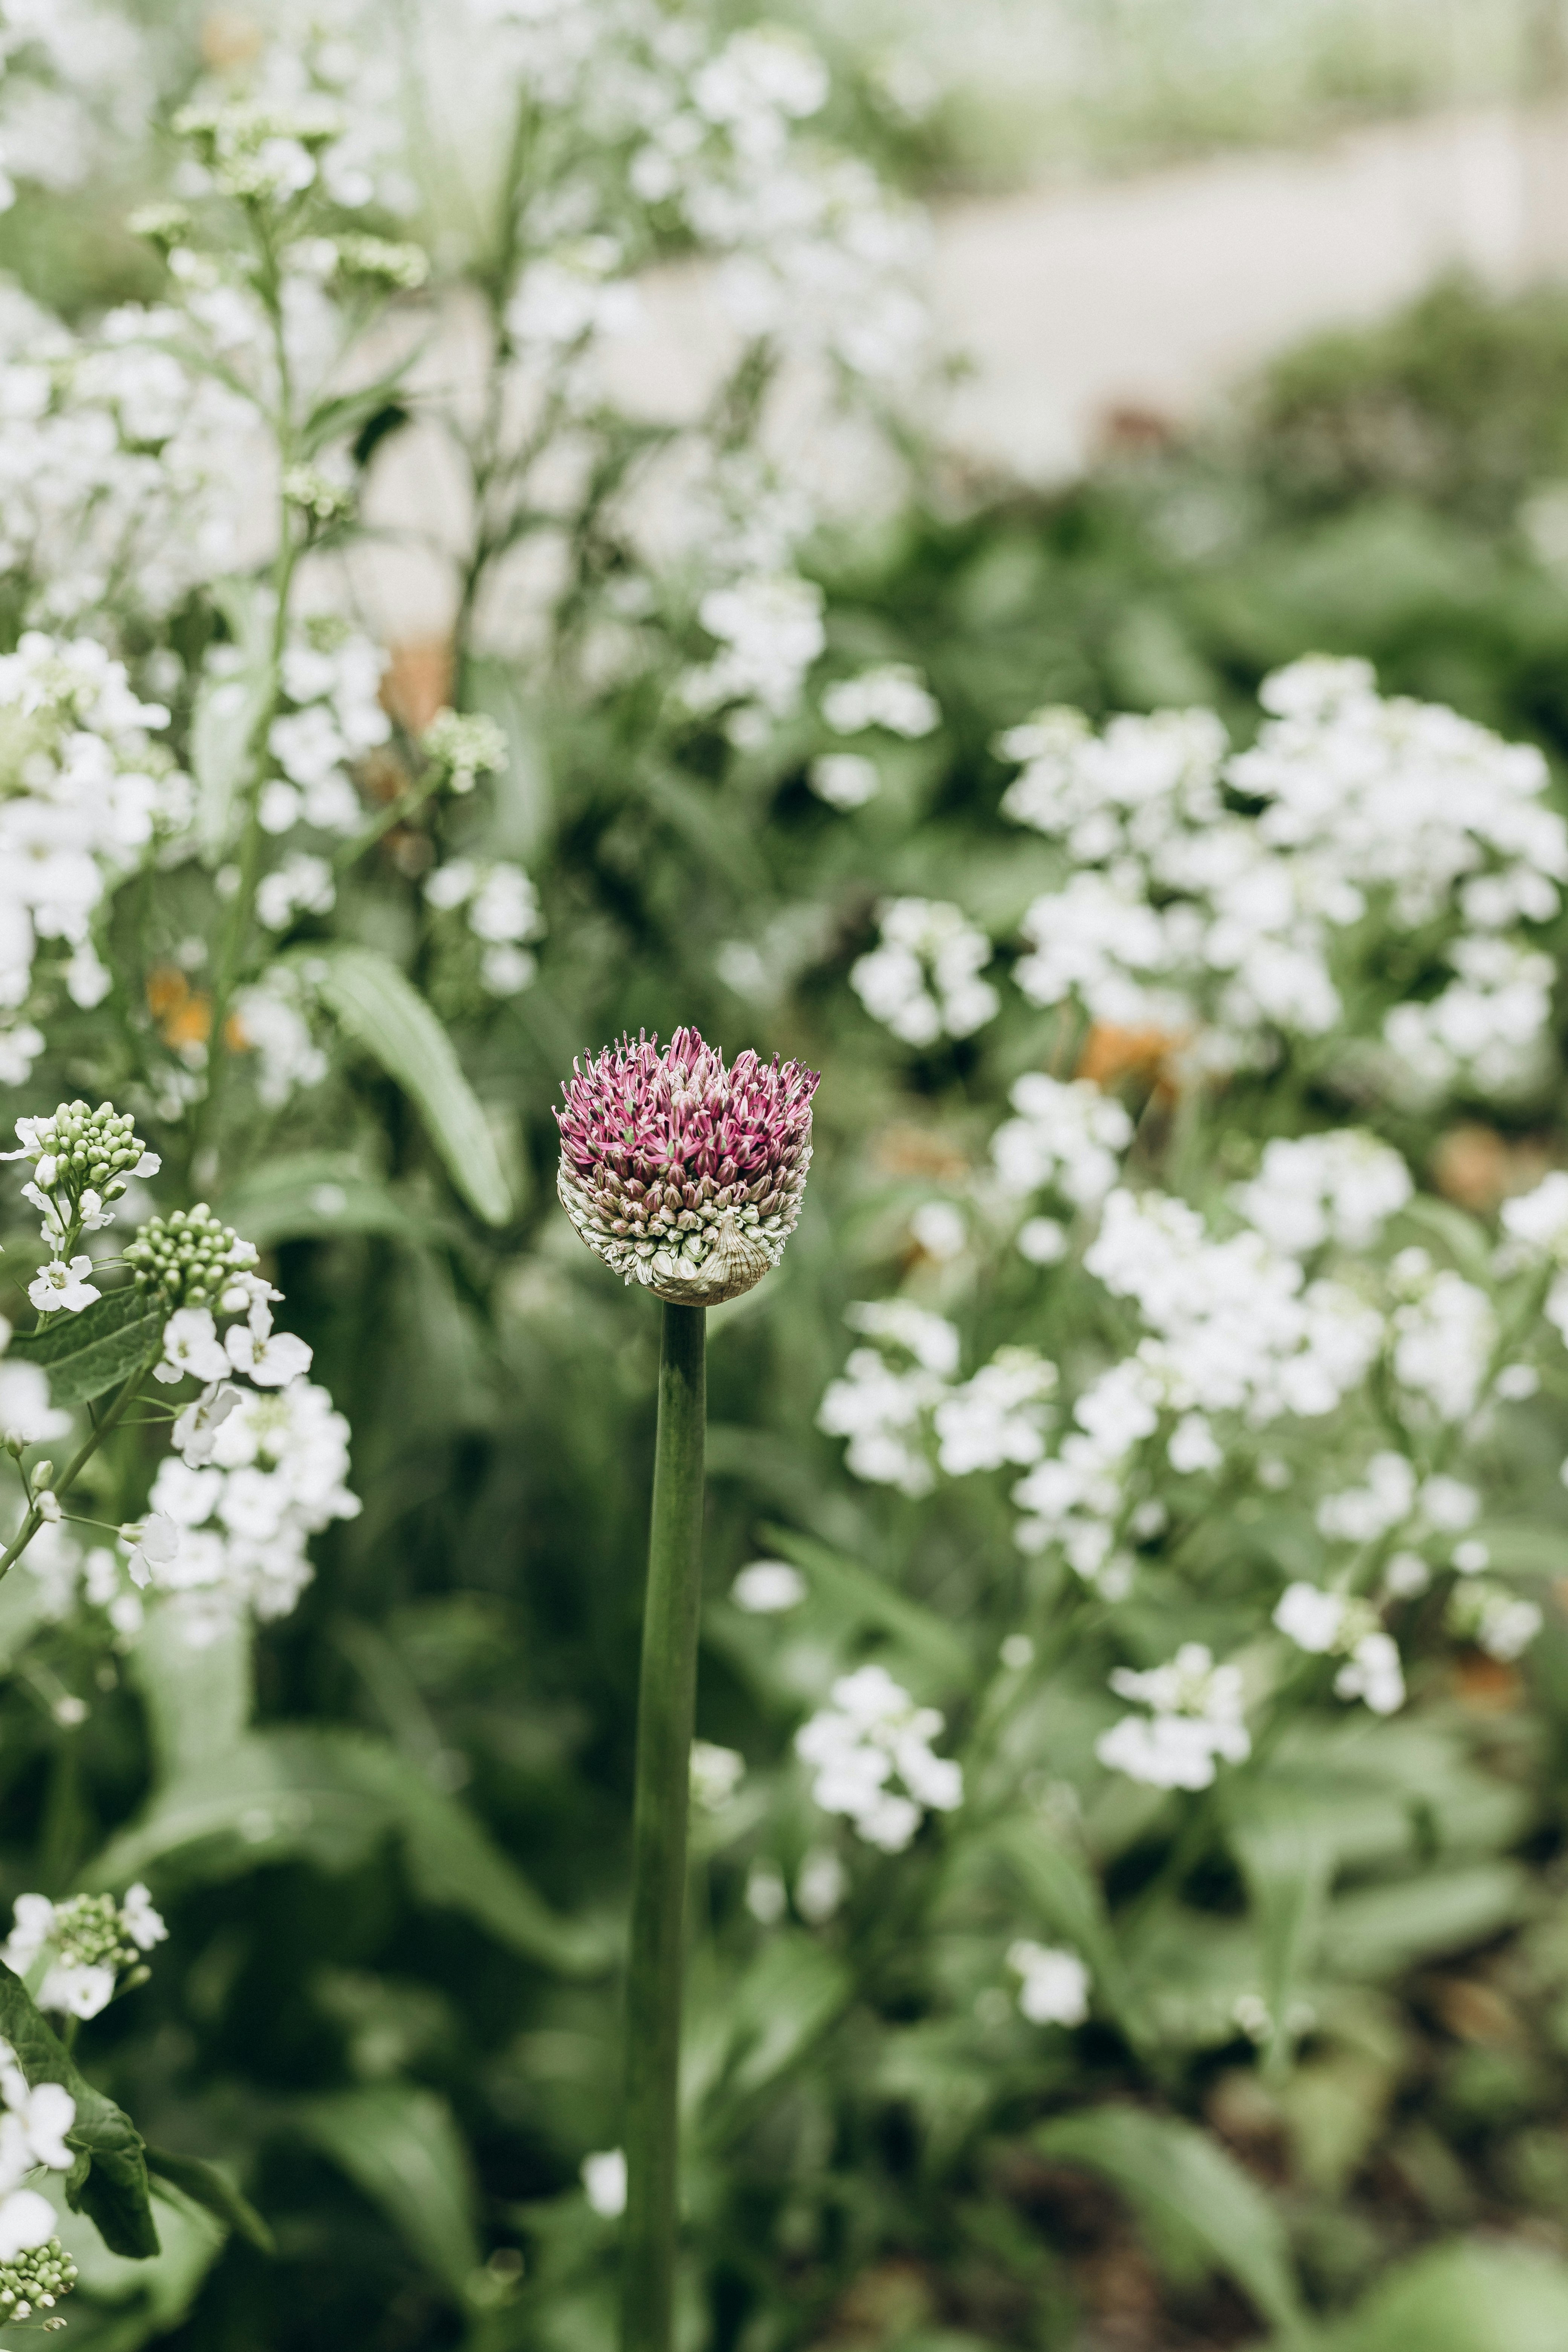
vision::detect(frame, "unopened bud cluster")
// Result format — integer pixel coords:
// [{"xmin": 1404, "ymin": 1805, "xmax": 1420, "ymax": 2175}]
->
[
  {"xmin": 47, "ymin": 1894, "xmax": 139, "ymax": 1979},
  {"xmin": 12, "ymin": 1101, "xmax": 154, "ymax": 1210},
  {"xmin": 125, "ymin": 1205, "xmax": 257, "ymax": 1309},
  {"xmin": 0, "ymin": 2238, "xmax": 76, "ymax": 2322},
  {"xmin": 336, "ymin": 234, "xmax": 430, "ymax": 290},
  {"xmin": 421, "ymin": 709, "xmax": 507, "ymax": 795},
  {"xmin": 556, "ymin": 1027, "xmax": 818, "ymax": 1305}
]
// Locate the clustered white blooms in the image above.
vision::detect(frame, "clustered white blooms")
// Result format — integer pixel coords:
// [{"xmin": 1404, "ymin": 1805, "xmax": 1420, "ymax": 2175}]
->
[
  {"xmin": 1007, "ymin": 1939, "xmax": 1090, "ymax": 2027},
  {"xmin": 1095, "ymin": 1643, "xmax": 1251, "ymax": 1791},
  {"xmin": 850, "ymin": 899, "xmax": 999, "ymax": 1049},
  {"xmin": 730, "ymin": 1558, "xmax": 807, "ymax": 1614},
  {"xmin": 689, "ymin": 1739, "xmax": 745, "ymax": 1810},
  {"xmin": 0, "ymin": 1883, "xmax": 165, "ymax": 2021},
  {"xmin": 127, "ymin": 1377, "xmax": 360, "ymax": 1645},
  {"xmin": 990, "ymin": 1073, "xmax": 1135, "ymax": 1229},
  {"xmin": 795, "ymin": 1663, "xmax": 962, "ymax": 1852},
  {"xmin": 821, "ymin": 663, "xmax": 940, "ymax": 741},
  {"xmin": 1273, "ymin": 1582, "xmax": 1405, "ymax": 1715},
  {"xmin": 816, "ymin": 1301, "xmax": 1055, "ymax": 1497},
  {"xmin": 998, "ymin": 658, "xmax": 1568, "ymax": 1092},
  {"xmin": 5, "ymin": 1099, "xmax": 160, "ymax": 1315},
  {"xmin": 0, "ymin": 637, "xmax": 191, "ymax": 1085},
  {"xmin": 254, "ymin": 622, "xmax": 390, "ymax": 842},
  {"xmin": 0, "ymin": 2038, "xmax": 75, "ymax": 2267},
  {"xmin": 424, "ymin": 856, "xmax": 545, "ymax": 996}
]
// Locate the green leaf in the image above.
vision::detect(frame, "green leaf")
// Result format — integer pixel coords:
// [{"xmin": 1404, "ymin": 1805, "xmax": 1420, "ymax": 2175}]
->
[
  {"xmin": 10, "ymin": 1287, "xmax": 163, "ymax": 1407},
  {"xmin": 689, "ymin": 1932, "xmax": 852, "ymax": 2134},
  {"xmin": 1033, "ymin": 2105, "xmax": 1307, "ymax": 2337},
  {"xmin": 132, "ymin": 1612, "xmax": 254, "ymax": 1785},
  {"xmin": 757, "ymin": 1524, "xmax": 973, "ymax": 1690},
  {"xmin": 1226, "ymin": 1779, "xmax": 1338, "ymax": 2070},
  {"xmin": 144, "ymin": 2146, "xmax": 274, "ymax": 2254},
  {"xmin": 84, "ymin": 1726, "xmax": 609, "ymax": 1978},
  {"xmin": 289, "ymin": 2085, "xmax": 479, "ymax": 2300},
  {"xmin": 986, "ymin": 1816, "xmax": 1138, "ymax": 2035},
  {"xmin": 1324, "ymin": 1862, "xmax": 1530, "ymax": 1978},
  {"xmin": 216, "ymin": 1150, "xmax": 441, "ymax": 1249},
  {"xmin": 0, "ymin": 1963, "xmax": 158, "ymax": 2259},
  {"xmin": 1325, "ymin": 2239, "xmax": 1568, "ymax": 2352},
  {"xmin": 292, "ymin": 946, "xmax": 513, "ymax": 1227}
]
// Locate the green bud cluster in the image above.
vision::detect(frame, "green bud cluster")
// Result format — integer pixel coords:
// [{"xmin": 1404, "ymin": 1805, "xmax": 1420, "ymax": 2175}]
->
[
  {"xmin": 335, "ymin": 234, "xmax": 430, "ymax": 291},
  {"xmin": 126, "ymin": 202, "xmax": 192, "ymax": 253},
  {"xmin": 0, "ymin": 2237, "xmax": 77, "ymax": 2321},
  {"xmin": 124, "ymin": 1204, "xmax": 257, "ymax": 1308},
  {"xmin": 282, "ymin": 467, "xmax": 355, "ymax": 525},
  {"xmin": 24, "ymin": 1101, "xmax": 150, "ymax": 1208},
  {"xmin": 49, "ymin": 1894, "xmax": 137, "ymax": 1976},
  {"xmin": 421, "ymin": 709, "xmax": 508, "ymax": 795}
]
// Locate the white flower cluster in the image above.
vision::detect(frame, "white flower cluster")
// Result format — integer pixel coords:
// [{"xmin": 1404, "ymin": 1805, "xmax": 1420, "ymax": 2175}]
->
[
  {"xmin": 1096, "ymin": 1642, "xmax": 1251, "ymax": 1790},
  {"xmin": 259, "ymin": 626, "xmax": 390, "ymax": 840},
  {"xmin": 0, "ymin": 294, "xmax": 249, "ymax": 627},
  {"xmin": 1006, "ymin": 1939, "xmax": 1090, "ymax": 2027},
  {"xmin": 424, "ymin": 856, "xmax": 545, "ymax": 996},
  {"xmin": 0, "ymin": 2040, "xmax": 74, "ymax": 2265},
  {"xmin": 999, "ymin": 659, "xmax": 1568, "ymax": 1095},
  {"xmin": 1387, "ymin": 1247, "xmax": 1497, "ymax": 1426},
  {"xmin": 821, "ymin": 663, "xmax": 940, "ymax": 741},
  {"xmin": 231, "ymin": 967, "xmax": 328, "ymax": 1109},
  {"xmin": 1446, "ymin": 1579, "xmax": 1543, "ymax": 1662},
  {"xmin": 850, "ymin": 899, "xmax": 999, "ymax": 1049},
  {"xmin": 1500, "ymin": 1171, "xmax": 1568, "ymax": 1343},
  {"xmin": 1234, "ymin": 1131, "xmax": 1412, "ymax": 1256},
  {"xmin": 795, "ymin": 1663, "xmax": 962, "ymax": 1852},
  {"xmin": 124, "ymin": 1377, "xmax": 360, "ymax": 1644},
  {"xmin": 991, "ymin": 1073, "xmax": 1134, "ymax": 1220},
  {"xmin": 816, "ymin": 1303, "xmax": 1055, "ymax": 1497},
  {"xmin": 1272, "ymin": 1582, "xmax": 1405, "ymax": 1713},
  {"xmin": 0, "ymin": 634, "xmax": 190, "ymax": 1083},
  {"xmin": 682, "ymin": 575, "xmax": 826, "ymax": 743},
  {"xmin": 0, "ymin": 1883, "xmax": 165, "ymax": 2021}
]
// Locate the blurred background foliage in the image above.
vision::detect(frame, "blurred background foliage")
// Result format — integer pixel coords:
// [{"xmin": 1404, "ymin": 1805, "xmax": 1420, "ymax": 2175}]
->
[{"xmin": 9, "ymin": 6, "xmax": 1568, "ymax": 2341}]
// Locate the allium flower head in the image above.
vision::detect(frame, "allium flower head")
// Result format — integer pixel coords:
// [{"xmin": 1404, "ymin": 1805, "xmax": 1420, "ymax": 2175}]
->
[{"xmin": 556, "ymin": 1027, "xmax": 818, "ymax": 1305}]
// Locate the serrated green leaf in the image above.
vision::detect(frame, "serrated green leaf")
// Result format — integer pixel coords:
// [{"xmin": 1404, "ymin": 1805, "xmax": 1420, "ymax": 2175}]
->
[
  {"xmin": 292, "ymin": 946, "xmax": 512, "ymax": 1226},
  {"xmin": 144, "ymin": 2146, "xmax": 274, "ymax": 2254},
  {"xmin": 0, "ymin": 1963, "xmax": 158, "ymax": 2259},
  {"xmin": 289, "ymin": 2085, "xmax": 478, "ymax": 2299},
  {"xmin": 10, "ymin": 1287, "xmax": 164, "ymax": 1408},
  {"xmin": 1034, "ymin": 2105, "xmax": 1307, "ymax": 2336},
  {"xmin": 83, "ymin": 1726, "xmax": 608, "ymax": 1977},
  {"xmin": 216, "ymin": 1149, "xmax": 440, "ymax": 1249}
]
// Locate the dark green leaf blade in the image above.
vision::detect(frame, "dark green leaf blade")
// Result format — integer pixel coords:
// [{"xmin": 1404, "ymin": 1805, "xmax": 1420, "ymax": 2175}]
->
[
  {"xmin": 10, "ymin": 1288, "xmax": 163, "ymax": 1407},
  {"xmin": 0, "ymin": 1962, "xmax": 158, "ymax": 2259},
  {"xmin": 144, "ymin": 2146, "xmax": 274, "ymax": 2254},
  {"xmin": 1034, "ymin": 2104, "xmax": 1306, "ymax": 2337},
  {"xmin": 294, "ymin": 946, "xmax": 512, "ymax": 1227}
]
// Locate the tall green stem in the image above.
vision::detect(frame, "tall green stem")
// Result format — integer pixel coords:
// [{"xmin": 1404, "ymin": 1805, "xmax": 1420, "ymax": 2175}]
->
[{"xmin": 621, "ymin": 1302, "xmax": 706, "ymax": 2352}]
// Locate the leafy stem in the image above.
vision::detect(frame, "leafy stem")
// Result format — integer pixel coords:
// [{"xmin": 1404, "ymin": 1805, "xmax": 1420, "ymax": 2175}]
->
[{"xmin": 0, "ymin": 1363, "xmax": 151, "ymax": 1582}]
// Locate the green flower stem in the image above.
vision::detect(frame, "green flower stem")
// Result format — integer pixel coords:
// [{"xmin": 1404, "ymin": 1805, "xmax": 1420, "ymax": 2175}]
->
[
  {"xmin": 622, "ymin": 1302, "xmax": 706, "ymax": 2352},
  {"xmin": 0, "ymin": 1363, "xmax": 149, "ymax": 1581}
]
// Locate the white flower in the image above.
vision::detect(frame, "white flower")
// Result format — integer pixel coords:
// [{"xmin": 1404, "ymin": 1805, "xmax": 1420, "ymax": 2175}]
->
[
  {"xmin": 0, "ymin": 1362, "xmax": 69, "ymax": 1449},
  {"xmin": 822, "ymin": 663, "xmax": 939, "ymax": 738},
  {"xmin": 1273, "ymin": 1582, "xmax": 1347, "ymax": 1654},
  {"xmin": 0, "ymin": 2189, "xmax": 58, "ymax": 2261},
  {"xmin": 223, "ymin": 1320, "xmax": 312, "ymax": 1386},
  {"xmin": 851, "ymin": 898, "xmax": 998, "ymax": 1046},
  {"xmin": 730, "ymin": 1560, "xmax": 806, "ymax": 1613},
  {"xmin": 1334, "ymin": 1631, "xmax": 1406, "ymax": 1715},
  {"xmin": 808, "ymin": 752, "xmax": 879, "ymax": 809},
  {"xmin": 690, "ymin": 1740, "xmax": 745, "ymax": 1810},
  {"xmin": 1007, "ymin": 1940, "xmax": 1090, "ymax": 2027},
  {"xmin": 38, "ymin": 1959, "xmax": 115, "ymax": 2019},
  {"xmin": 0, "ymin": 1894, "xmax": 55, "ymax": 1979},
  {"xmin": 121, "ymin": 1511, "xmax": 180, "ymax": 1591},
  {"xmin": 27, "ymin": 1254, "xmax": 98, "ymax": 1313},
  {"xmin": 582, "ymin": 2149, "xmax": 626, "ymax": 2218},
  {"xmin": 795, "ymin": 1664, "xmax": 961, "ymax": 1850},
  {"xmin": 1097, "ymin": 1643, "xmax": 1250, "ymax": 1790},
  {"xmin": 121, "ymin": 1883, "xmax": 166, "ymax": 1951},
  {"xmin": 154, "ymin": 1306, "xmax": 231, "ymax": 1386},
  {"xmin": 171, "ymin": 1379, "xmax": 243, "ymax": 1465}
]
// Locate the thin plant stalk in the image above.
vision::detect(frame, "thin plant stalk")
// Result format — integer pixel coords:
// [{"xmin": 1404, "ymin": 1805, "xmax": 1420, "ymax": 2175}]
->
[{"xmin": 621, "ymin": 1300, "xmax": 706, "ymax": 2352}]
